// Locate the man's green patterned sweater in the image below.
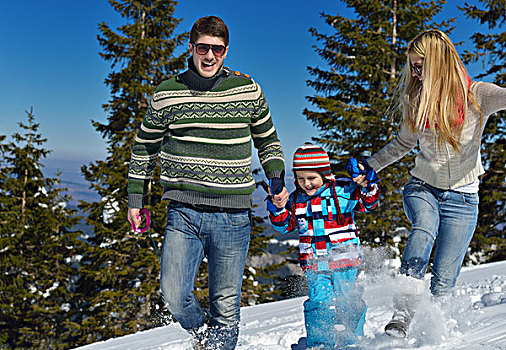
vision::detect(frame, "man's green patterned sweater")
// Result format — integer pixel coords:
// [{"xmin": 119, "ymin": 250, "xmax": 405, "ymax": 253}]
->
[{"xmin": 127, "ymin": 65, "xmax": 285, "ymax": 209}]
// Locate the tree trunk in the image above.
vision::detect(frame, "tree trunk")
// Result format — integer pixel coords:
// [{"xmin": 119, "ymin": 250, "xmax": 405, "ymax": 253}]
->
[
  {"xmin": 387, "ymin": 0, "xmax": 398, "ymax": 141},
  {"xmin": 21, "ymin": 116, "xmax": 33, "ymax": 231}
]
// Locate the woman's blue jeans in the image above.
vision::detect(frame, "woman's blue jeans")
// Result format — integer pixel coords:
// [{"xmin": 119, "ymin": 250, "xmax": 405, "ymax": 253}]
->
[
  {"xmin": 401, "ymin": 177, "xmax": 479, "ymax": 296},
  {"xmin": 160, "ymin": 201, "xmax": 251, "ymax": 349}
]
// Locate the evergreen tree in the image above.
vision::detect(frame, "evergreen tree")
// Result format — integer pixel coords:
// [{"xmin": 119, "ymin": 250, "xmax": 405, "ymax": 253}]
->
[
  {"xmin": 304, "ymin": 0, "xmax": 453, "ymax": 253},
  {"xmin": 0, "ymin": 109, "xmax": 83, "ymax": 349},
  {"xmin": 77, "ymin": 0, "xmax": 188, "ymax": 344},
  {"xmin": 460, "ymin": 0, "xmax": 505, "ymax": 263}
]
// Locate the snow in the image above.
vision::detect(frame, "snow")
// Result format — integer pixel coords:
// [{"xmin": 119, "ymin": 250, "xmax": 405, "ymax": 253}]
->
[
  {"xmin": 102, "ymin": 190, "xmax": 120, "ymax": 224},
  {"xmin": 73, "ymin": 259, "xmax": 506, "ymax": 350}
]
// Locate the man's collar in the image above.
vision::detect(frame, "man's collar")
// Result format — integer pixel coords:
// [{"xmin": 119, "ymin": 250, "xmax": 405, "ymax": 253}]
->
[{"xmin": 179, "ymin": 57, "xmax": 228, "ymax": 91}]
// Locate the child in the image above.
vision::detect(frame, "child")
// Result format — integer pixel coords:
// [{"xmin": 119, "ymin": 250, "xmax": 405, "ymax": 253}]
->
[{"xmin": 267, "ymin": 142, "xmax": 380, "ymax": 349}]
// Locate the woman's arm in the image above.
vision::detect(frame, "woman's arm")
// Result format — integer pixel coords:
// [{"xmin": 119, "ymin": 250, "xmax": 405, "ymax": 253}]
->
[
  {"xmin": 367, "ymin": 124, "xmax": 418, "ymax": 173},
  {"xmin": 476, "ymin": 82, "xmax": 506, "ymax": 117}
]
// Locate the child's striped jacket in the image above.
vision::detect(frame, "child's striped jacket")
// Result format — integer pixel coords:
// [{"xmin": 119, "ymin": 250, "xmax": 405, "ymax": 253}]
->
[{"xmin": 268, "ymin": 178, "xmax": 379, "ymax": 272}]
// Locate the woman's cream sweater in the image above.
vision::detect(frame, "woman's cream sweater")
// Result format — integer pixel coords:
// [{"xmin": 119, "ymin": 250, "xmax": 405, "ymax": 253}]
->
[{"xmin": 368, "ymin": 82, "xmax": 506, "ymax": 190}]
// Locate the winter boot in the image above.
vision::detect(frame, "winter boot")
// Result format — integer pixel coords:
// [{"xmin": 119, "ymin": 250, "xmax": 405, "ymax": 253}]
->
[
  {"xmin": 384, "ymin": 307, "xmax": 413, "ymax": 338},
  {"xmin": 385, "ymin": 275, "xmax": 425, "ymax": 338},
  {"xmin": 192, "ymin": 337, "xmax": 207, "ymax": 350},
  {"xmin": 190, "ymin": 325, "xmax": 208, "ymax": 350},
  {"xmin": 190, "ymin": 309, "xmax": 211, "ymax": 350}
]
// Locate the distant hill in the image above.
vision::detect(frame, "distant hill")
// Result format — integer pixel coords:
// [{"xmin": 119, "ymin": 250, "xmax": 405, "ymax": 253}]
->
[{"xmin": 43, "ymin": 158, "xmax": 100, "ymax": 207}]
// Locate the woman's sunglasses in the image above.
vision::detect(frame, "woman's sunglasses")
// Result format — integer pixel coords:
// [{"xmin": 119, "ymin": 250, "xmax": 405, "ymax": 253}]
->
[
  {"xmin": 193, "ymin": 43, "xmax": 226, "ymax": 57},
  {"xmin": 410, "ymin": 64, "xmax": 422, "ymax": 76}
]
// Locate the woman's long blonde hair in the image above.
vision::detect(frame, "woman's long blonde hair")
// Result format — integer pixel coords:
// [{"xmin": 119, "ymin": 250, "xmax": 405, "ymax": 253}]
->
[{"xmin": 400, "ymin": 29, "xmax": 480, "ymax": 151}]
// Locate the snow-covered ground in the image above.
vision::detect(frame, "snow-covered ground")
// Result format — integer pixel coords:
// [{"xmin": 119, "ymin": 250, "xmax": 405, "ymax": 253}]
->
[{"xmin": 74, "ymin": 258, "xmax": 506, "ymax": 350}]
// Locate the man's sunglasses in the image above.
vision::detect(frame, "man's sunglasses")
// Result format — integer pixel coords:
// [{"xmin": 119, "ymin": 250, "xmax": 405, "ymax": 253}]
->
[
  {"xmin": 193, "ymin": 43, "xmax": 226, "ymax": 57},
  {"xmin": 410, "ymin": 64, "xmax": 422, "ymax": 76}
]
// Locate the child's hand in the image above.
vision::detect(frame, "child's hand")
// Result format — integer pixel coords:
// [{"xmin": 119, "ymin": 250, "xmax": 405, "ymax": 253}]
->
[
  {"xmin": 347, "ymin": 157, "xmax": 379, "ymax": 186},
  {"xmin": 268, "ymin": 178, "xmax": 289, "ymax": 209},
  {"xmin": 270, "ymin": 187, "xmax": 289, "ymax": 209},
  {"xmin": 261, "ymin": 180, "xmax": 288, "ymax": 212},
  {"xmin": 266, "ymin": 197, "xmax": 285, "ymax": 213},
  {"xmin": 352, "ymin": 163, "xmax": 368, "ymax": 187}
]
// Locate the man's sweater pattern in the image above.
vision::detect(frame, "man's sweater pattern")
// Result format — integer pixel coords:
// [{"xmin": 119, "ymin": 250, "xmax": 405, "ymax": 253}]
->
[{"xmin": 128, "ymin": 68, "xmax": 284, "ymax": 209}]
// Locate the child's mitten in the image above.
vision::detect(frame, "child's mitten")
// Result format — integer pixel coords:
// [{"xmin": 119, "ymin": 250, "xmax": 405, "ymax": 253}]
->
[
  {"xmin": 345, "ymin": 157, "xmax": 363, "ymax": 178},
  {"xmin": 346, "ymin": 157, "xmax": 380, "ymax": 184},
  {"xmin": 266, "ymin": 198, "xmax": 285, "ymax": 214}
]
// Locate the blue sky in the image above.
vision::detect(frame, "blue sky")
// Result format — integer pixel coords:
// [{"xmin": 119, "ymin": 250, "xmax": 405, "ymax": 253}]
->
[{"xmin": 0, "ymin": 0, "xmax": 496, "ymax": 177}]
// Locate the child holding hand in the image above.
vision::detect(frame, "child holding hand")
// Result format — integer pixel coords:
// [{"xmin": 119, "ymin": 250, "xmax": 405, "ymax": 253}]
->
[{"xmin": 267, "ymin": 142, "xmax": 380, "ymax": 349}]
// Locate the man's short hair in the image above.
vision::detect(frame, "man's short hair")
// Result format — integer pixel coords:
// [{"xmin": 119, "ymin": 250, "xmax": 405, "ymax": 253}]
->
[{"xmin": 190, "ymin": 16, "xmax": 229, "ymax": 46}]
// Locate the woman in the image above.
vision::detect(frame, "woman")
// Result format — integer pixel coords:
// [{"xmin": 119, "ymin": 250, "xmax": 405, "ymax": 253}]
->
[{"xmin": 365, "ymin": 29, "xmax": 506, "ymax": 338}]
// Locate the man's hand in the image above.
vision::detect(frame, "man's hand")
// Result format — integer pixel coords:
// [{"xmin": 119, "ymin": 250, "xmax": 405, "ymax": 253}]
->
[
  {"xmin": 267, "ymin": 177, "xmax": 288, "ymax": 209},
  {"xmin": 269, "ymin": 177, "xmax": 284, "ymax": 196},
  {"xmin": 127, "ymin": 208, "xmax": 142, "ymax": 229}
]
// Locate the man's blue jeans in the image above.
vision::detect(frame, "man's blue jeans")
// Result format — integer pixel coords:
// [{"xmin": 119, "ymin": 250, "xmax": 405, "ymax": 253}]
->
[
  {"xmin": 401, "ymin": 177, "xmax": 479, "ymax": 296},
  {"xmin": 160, "ymin": 201, "xmax": 251, "ymax": 349}
]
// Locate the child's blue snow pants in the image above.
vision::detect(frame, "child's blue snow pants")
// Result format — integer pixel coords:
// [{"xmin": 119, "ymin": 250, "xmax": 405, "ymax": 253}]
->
[{"xmin": 304, "ymin": 268, "xmax": 367, "ymax": 349}]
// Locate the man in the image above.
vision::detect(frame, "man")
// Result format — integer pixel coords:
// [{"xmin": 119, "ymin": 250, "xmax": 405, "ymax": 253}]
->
[{"xmin": 127, "ymin": 16, "xmax": 288, "ymax": 349}]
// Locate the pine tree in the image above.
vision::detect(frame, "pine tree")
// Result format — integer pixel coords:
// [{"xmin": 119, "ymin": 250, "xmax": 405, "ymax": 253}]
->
[
  {"xmin": 0, "ymin": 109, "xmax": 83, "ymax": 349},
  {"xmin": 460, "ymin": 0, "xmax": 505, "ymax": 263},
  {"xmin": 76, "ymin": 0, "xmax": 188, "ymax": 344},
  {"xmin": 304, "ymin": 0, "xmax": 453, "ymax": 254}
]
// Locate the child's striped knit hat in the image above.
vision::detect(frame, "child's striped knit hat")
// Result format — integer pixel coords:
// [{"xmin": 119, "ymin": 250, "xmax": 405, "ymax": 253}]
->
[{"xmin": 292, "ymin": 142, "xmax": 334, "ymax": 181}]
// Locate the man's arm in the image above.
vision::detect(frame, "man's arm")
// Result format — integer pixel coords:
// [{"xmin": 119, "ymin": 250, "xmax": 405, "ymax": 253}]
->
[
  {"xmin": 127, "ymin": 100, "xmax": 166, "ymax": 223},
  {"xmin": 249, "ymin": 82, "xmax": 287, "ymax": 205}
]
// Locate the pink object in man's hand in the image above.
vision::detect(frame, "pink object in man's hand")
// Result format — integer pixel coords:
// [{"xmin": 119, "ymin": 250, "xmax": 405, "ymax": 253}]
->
[{"xmin": 131, "ymin": 209, "xmax": 150, "ymax": 234}]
